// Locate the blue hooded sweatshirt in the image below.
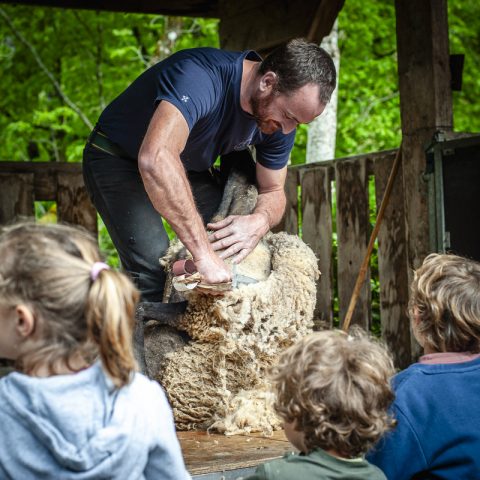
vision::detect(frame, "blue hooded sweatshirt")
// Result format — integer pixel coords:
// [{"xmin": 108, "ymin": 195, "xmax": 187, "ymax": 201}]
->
[{"xmin": 0, "ymin": 362, "xmax": 191, "ymax": 479}]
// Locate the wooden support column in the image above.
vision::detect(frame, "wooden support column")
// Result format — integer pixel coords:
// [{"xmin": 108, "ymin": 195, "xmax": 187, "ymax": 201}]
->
[{"xmin": 395, "ymin": 0, "xmax": 453, "ymax": 272}]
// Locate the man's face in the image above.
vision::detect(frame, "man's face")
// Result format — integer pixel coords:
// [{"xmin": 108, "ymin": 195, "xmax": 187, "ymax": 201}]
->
[{"xmin": 251, "ymin": 82, "xmax": 325, "ymax": 135}]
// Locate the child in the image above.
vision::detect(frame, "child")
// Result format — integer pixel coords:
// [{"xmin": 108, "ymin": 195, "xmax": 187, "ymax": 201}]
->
[
  {"xmin": 0, "ymin": 222, "xmax": 190, "ymax": 480},
  {"xmin": 367, "ymin": 253, "xmax": 480, "ymax": 479},
  {"xmin": 245, "ymin": 329, "xmax": 396, "ymax": 480}
]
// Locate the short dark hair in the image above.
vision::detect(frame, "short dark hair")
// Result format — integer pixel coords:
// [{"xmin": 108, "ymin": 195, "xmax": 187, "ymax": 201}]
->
[{"xmin": 259, "ymin": 38, "xmax": 336, "ymax": 104}]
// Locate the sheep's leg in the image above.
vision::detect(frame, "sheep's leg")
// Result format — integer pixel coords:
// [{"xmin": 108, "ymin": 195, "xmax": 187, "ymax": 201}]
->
[{"xmin": 137, "ymin": 301, "xmax": 187, "ymax": 326}]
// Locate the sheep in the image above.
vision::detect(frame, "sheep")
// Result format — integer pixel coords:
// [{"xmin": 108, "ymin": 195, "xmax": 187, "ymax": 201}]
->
[{"xmin": 144, "ymin": 167, "xmax": 319, "ymax": 434}]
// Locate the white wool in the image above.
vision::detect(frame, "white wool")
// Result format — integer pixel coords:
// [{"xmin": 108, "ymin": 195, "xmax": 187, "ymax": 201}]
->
[{"xmin": 152, "ymin": 231, "xmax": 319, "ymax": 434}]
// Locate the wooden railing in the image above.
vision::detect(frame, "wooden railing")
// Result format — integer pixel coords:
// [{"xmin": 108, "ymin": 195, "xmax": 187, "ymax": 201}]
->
[
  {"xmin": 0, "ymin": 152, "xmax": 412, "ymax": 368},
  {"xmin": 0, "ymin": 162, "xmax": 96, "ymax": 234},
  {"xmin": 276, "ymin": 149, "xmax": 412, "ymax": 368}
]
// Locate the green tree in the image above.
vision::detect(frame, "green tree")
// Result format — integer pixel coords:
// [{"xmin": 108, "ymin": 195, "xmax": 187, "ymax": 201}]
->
[{"xmin": 0, "ymin": 6, "xmax": 218, "ymax": 162}]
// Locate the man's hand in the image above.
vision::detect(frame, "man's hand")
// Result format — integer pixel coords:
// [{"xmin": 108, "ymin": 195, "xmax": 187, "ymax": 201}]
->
[
  {"xmin": 207, "ymin": 212, "xmax": 270, "ymax": 264},
  {"xmin": 194, "ymin": 251, "xmax": 232, "ymax": 285},
  {"xmin": 193, "ymin": 252, "xmax": 232, "ymax": 295}
]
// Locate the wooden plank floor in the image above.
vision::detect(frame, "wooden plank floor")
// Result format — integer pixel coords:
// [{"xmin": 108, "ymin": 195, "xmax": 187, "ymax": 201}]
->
[{"xmin": 178, "ymin": 430, "xmax": 293, "ymax": 476}]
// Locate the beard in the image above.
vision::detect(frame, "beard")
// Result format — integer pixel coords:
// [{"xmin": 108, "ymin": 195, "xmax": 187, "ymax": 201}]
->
[{"xmin": 250, "ymin": 91, "xmax": 282, "ymax": 134}]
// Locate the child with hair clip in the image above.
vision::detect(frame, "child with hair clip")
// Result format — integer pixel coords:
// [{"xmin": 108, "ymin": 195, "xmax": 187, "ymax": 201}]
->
[
  {"xmin": 367, "ymin": 253, "xmax": 480, "ymax": 479},
  {"xmin": 244, "ymin": 329, "xmax": 396, "ymax": 480},
  {"xmin": 0, "ymin": 222, "xmax": 190, "ymax": 480}
]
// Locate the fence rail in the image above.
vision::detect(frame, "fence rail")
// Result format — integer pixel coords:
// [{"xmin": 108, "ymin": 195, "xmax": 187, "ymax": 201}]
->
[
  {"xmin": 0, "ymin": 161, "xmax": 96, "ymax": 234},
  {"xmin": 0, "ymin": 152, "xmax": 413, "ymax": 368}
]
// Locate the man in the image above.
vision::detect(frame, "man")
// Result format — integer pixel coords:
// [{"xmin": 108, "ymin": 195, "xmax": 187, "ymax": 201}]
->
[{"xmin": 83, "ymin": 38, "xmax": 336, "ymax": 302}]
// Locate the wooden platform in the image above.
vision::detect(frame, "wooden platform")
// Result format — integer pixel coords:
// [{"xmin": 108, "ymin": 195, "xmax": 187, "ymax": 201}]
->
[{"xmin": 178, "ymin": 430, "xmax": 293, "ymax": 479}]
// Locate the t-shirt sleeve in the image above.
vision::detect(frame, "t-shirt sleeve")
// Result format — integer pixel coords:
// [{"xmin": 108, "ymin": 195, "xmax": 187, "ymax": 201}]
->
[
  {"xmin": 366, "ymin": 406, "xmax": 427, "ymax": 480},
  {"xmin": 155, "ymin": 60, "xmax": 217, "ymax": 131},
  {"xmin": 255, "ymin": 129, "xmax": 296, "ymax": 170}
]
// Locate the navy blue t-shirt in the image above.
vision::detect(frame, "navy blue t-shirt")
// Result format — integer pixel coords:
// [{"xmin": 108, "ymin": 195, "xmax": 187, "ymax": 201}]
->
[{"xmin": 97, "ymin": 47, "xmax": 295, "ymax": 172}]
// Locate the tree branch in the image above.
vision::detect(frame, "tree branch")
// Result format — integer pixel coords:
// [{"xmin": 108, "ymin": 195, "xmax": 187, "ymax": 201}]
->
[
  {"xmin": 73, "ymin": 10, "xmax": 106, "ymax": 110},
  {"xmin": 0, "ymin": 7, "xmax": 93, "ymax": 130},
  {"xmin": 342, "ymin": 92, "xmax": 399, "ymax": 135}
]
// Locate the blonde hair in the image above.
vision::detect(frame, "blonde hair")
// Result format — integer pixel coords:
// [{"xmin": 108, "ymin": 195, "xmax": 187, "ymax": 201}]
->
[
  {"xmin": 409, "ymin": 253, "xmax": 480, "ymax": 353},
  {"xmin": 0, "ymin": 222, "xmax": 139, "ymax": 387},
  {"xmin": 271, "ymin": 329, "xmax": 395, "ymax": 457}
]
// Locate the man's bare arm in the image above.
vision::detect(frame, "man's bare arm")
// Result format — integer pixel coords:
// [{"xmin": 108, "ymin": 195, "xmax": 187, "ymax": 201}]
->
[
  {"xmin": 138, "ymin": 101, "xmax": 230, "ymax": 283},
  {"xmin": 254, "ymin": 162, "xmax": 287, "ymax": 229},
  {"xmin": 208, "ymin": 163, "xmax": 287, "ymax": 263}
]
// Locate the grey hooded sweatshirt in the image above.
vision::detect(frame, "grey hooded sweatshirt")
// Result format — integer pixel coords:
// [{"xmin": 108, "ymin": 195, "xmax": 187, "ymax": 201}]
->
[{"xmin": 0, "ymin": 362, "xmax": 191, "ymax": 480}]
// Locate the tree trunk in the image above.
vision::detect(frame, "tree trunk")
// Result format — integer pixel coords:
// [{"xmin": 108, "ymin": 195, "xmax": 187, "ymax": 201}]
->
[{"xmin": 306, "ymin": 20, "xmax": 340, "ymax": 163}]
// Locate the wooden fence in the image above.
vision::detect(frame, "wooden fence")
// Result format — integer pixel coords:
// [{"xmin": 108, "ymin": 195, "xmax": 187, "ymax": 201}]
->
[
  {"xmin": 0, "ymin": 152, "xmax": 413, "ymax": 368},
  {"xmin": 276, "ymin": 149, "xmax": 412, "ymax": 368},
  {"xmin": 0, "ymin": 162, "xmax": 96, "ymax": 234}
]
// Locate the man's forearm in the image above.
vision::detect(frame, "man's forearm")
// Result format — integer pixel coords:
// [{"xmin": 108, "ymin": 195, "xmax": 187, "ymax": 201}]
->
[
  {"xmin": 253, "ymin": 188, "xmax": 286, "ymax": 230},
  {"xmin": 139, "ymin": 149, "xmax": 212, "ymax": 261}
]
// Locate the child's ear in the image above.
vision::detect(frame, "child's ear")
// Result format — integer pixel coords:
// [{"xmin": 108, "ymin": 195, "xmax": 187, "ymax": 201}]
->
[
  {"xmin": 14, "ymin": 304, "xmax": 36, "ymax": 338},
  {"xmin": 411, "ymin": 307, "xmax": 424, "ymax": 347}
]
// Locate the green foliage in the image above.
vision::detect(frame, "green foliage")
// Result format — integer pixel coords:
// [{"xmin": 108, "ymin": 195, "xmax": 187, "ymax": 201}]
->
[
  {"xmin": 335, "ymin": 0, "xmax": 401, "ymax": 157},
  {"xmin": 0, "ymin": 5, "xmax": 218, "ymax": 162},
  {"xmin": 1, "ymin": 5, "xmax": 216, "ymax": 262},
  {"xmin": 1, "ymin": 1, "xmax": 479, "ymax": 326},
  {"xmin": 449, "ymin": 0, "xmax": 480, "ymax": 132},
  {"xmin": 290, "ymin": 124, "xmax": 308, "ymax": 165}
]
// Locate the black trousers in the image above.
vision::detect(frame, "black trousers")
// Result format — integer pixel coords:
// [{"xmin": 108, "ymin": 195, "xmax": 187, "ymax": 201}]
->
[{"xmin": 82, "ymin": 142, "xmax": 254, "ymax": 302}]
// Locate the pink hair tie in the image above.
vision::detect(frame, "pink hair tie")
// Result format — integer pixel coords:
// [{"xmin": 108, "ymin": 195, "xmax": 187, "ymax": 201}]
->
[{"xmin": 90, "ymin": 262, "xmax": 110, "ymax": 281}]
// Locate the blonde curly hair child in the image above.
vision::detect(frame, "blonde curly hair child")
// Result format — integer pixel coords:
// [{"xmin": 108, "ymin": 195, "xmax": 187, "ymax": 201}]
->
[
  {"xmin": 368, "ymin": 253, "xmax": 480, "ymax": 479},
  {"xmin": 246, "ymin": 329, "xmax": 395, "ymax": 480}
]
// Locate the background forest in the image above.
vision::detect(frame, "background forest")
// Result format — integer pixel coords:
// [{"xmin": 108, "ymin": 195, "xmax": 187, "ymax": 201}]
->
[
  {"xmin": 1, "ymin": 1, "xmax": 479, "ymax": 324},
  {"xmin": 1, "ymin": 2, "xmax": 478, "ymax": 163}
]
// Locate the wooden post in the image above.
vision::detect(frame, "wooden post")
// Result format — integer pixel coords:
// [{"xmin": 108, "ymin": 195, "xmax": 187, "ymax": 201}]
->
[
  {"xmin": 395, "ymin": 0, "xmax": 453, "ymax": 271},
  {"xmin": 395, "ymin": 0, "xmax": 453, "ymax": 361}
]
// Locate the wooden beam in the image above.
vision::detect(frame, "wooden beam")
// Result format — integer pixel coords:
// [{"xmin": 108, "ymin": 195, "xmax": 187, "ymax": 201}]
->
[
  {"xmin": 219, "ymin": 0, "xmax": 322, "ymax": 53},
  {"xmin": 307, "ymin": 0, "xmax": 345, "ymax": 44},
  {"xmin": 395, "ymin": 0, "xmax": 453, "ymax": 134},
  {"xmin": 0, "ymin": 0, "xmax": 220, "ymax": 18},
  {"xmin": 0, "ymin": 162, "xmax": 83, "ymax": 199}
]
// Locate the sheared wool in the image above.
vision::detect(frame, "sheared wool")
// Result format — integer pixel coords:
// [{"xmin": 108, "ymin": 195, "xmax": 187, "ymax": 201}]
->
[{"xmin": 151, "ymin": 231, "xmax": 319, "ymax": 433}]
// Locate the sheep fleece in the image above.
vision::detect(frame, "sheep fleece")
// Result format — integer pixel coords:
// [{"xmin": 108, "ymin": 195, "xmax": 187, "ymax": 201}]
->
[{"xmin": 155, "ymin": 231, "xmax": 319, "ymax": 433}]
